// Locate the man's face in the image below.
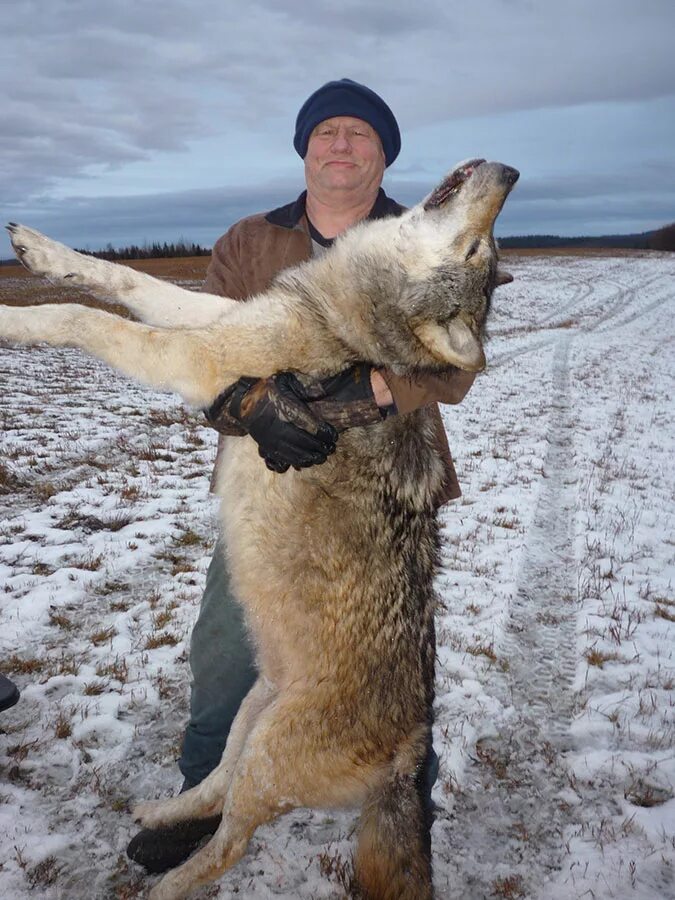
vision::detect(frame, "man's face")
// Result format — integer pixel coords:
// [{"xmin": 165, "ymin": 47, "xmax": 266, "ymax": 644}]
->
[{"xmin": 304, "ymin": 116, "xmax": 386, "ymax": 198}]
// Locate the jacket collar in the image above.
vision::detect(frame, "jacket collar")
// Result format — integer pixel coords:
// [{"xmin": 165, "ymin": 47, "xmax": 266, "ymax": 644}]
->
[{"xmin": 265, "ymin": 188, "xmax": 405, "ymax": 230}]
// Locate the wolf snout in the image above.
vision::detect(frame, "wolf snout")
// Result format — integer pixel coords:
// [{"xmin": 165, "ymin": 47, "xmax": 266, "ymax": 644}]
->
[
  {"xmin": 499, "ymin": 165, "xmax": 520, "ymax": 186},
  {"xmin": 475, "ymin": 162, "xmax": 519, "ymax": 186}
]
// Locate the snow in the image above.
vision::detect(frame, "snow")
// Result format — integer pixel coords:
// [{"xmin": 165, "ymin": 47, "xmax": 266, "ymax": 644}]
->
[{"xmin": 0, "ymin": 254, "xmax": 674, "ymax": 899}]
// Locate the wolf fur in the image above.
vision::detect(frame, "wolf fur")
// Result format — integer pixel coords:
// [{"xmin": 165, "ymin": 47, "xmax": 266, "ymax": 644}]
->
[{"xmin": 1, "ymin": 160, "xmax": 518, "ymax": 900}]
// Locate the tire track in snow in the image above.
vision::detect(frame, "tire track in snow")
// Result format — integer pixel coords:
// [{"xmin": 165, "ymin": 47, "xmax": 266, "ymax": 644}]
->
[
  {"xmin": 500, "ymin": 335, "xmax": 577, "ymax": 734},
  {"xmin": 583, "ymin": 280, "xmax": 673, "ymax": 336},
  {"xmin": 435, "ymin": 334, "xmax": 578, "ymax": 899},
  {"xmin": 488, "ymin": 269, "xmax": 669, "ymax": 370}
]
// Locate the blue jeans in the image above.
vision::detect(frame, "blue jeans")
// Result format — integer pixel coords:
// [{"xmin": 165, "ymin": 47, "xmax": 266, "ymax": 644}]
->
[
  {"xmin": 178, "ymin": 541, "xmax": 439, "ymax": 802},
  {"xmin": 178, "ymin": 542, "xmax": 257, "ymax": 787}
]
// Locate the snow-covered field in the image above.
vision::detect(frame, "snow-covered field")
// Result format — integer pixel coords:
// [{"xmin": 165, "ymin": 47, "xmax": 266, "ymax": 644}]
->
[{"xmin": 0, "ymin": 253, "xmax": 673, "ymax": 899}]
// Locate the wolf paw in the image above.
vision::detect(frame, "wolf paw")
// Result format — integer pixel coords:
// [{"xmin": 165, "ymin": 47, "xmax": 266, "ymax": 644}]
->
[
  {"xmin": 132, "ymin": 799, "xmax": 173, "ymax": 829},
  {"xmin": 6, "ymin": 223, "xmax": 100, "ymax": 286}
]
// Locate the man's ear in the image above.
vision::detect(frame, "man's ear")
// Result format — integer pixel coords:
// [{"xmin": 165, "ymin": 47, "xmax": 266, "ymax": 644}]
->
[{"xmin": 412, "ymin": 319, "xmax": 486, "ymax": 371}]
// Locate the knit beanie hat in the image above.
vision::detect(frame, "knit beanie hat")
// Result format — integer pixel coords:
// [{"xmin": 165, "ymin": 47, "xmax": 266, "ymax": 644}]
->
[{"xmin": 293, "ymin": 78, "xmax": 401, "ymax": 167}]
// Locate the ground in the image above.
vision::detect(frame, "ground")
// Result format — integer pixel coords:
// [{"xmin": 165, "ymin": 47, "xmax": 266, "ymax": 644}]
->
[{"xmin": 0, "ymin": 252, "xmax": 673, "ymax": 899}]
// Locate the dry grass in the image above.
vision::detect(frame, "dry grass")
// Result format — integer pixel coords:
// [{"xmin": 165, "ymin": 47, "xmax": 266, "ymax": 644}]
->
[
  {"xmin": 465, "ymin": 639, "xmax": 498, "ymax": 663},
  {"xmin": 654, "ymin": 604, "xmax": 675, "ymax": 622},
  {"xmin": 152, "ymin": 609, "xmax": 174, "ymax": 630},
  {"xmin": 490, "ymin": 873, "xmax": 526, "ymax": 898},
  {"xmin": 74, "ymin": 552, "xmax": 105, "ymax": 571},
  {"xmin": 144, "ymin": 631, "xmax": 181, "ymax": 650},
  {"xmin": 90, "ymin": 626, "xmax": 117, "ymax": 646},
  {"xmin": 83, "ymin": 680, "xmax": 109, "ymax": 696},
  {"xmin": 109, "ymin": 599, "xmax": 132, "ymax": 612},
  {"xmin": 475, "ymin": 740, "xmax": 510, "ymax": 780},
  {"xmin": 53, "ymin": 709, "xmax": 73, "ymax": 739},
  {"xmin": 1, "ymin": 654, "xmax": 45, "ymax": 676},
  {"xmin": 316, "ymin": 846, "xmax": 356, "ymax": 895},
  {"xmin": 95, "ymin": 657, "xmax": 129, "ymax": 682},
  {"xmin": 0, "ymin": 461, "xmax": 25, "ymax": 494},
  {"xmin": 585, "ymin": 647, "xmax": 621, "ymax": 668},
  {"xmin": 26, "ymin": 856, "xmax": 62, "ymax": 889},
  {"xmin": 57, "ymin": 510, "xmax": 134, "ymax": 534},
  {"xmin": 7, "ymin": 738, "xmax": 40, "ymax": 762},
  {"xmin": 48, "ymin": 608, "xmax": 75, "ymax": 630},
  {"xmin": 172, "ymin": 527, "xmax": 202, "ymax": 548}
]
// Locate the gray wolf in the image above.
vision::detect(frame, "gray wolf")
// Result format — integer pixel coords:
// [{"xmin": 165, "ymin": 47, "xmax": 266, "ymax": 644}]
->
[{"xmin": 1, "ymin": 159, "xmax": 518, "ymax": 900}]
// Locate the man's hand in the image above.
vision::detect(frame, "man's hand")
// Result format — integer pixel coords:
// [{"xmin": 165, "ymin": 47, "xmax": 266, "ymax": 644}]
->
[
  {"xmin": 204, "ymin": 364, "xmax": 397, "ymax": 472},
  {"xmin": 206, "ymin": 373, "xmax": 338, "ymax": 473},
  {"xmin": 298, "ymin": 363, "xmax": 396, "ymax": 428}
]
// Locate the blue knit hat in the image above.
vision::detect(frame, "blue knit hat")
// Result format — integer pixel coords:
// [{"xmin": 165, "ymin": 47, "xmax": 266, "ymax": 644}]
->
[{"xmin": 294, "ymin": 78, "xmax": 401, "ymax": 167}]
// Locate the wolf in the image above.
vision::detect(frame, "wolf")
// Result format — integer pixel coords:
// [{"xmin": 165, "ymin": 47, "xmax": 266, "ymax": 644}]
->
[{"xmin": 1, "ymin": 159, "xmax": 518, "ymax": 900}]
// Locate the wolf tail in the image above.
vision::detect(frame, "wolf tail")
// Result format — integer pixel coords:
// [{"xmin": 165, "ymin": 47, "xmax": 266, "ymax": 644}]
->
[{"xmin": 354, "ymin": 727, "xmax": 434, "ymax": 900}]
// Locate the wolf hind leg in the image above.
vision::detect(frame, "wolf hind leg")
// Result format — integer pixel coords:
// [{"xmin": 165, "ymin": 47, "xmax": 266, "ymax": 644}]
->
[
  {"xmin": 147, "ymin": 786, "xmax": 278, "ymax": 900},
  {"xmin": 148, "ymin": 696, "xmax": 381, "ymax": 900},
  {"xmin": 6, "ymin": 223, "xmax": 236, "ymax": 327},
  {"xmin": 133, "ymin": 677, "xmax": 277, "ymax": 828},
  {"xmin": 8, "ymin": 223, "xmax": 136, "ymax": 291}
]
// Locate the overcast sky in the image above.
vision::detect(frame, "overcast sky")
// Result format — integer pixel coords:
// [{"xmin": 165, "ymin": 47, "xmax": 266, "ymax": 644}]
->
[{"xmin": 2, "ymin": 0, "xmax": 674, "ymax": 256}]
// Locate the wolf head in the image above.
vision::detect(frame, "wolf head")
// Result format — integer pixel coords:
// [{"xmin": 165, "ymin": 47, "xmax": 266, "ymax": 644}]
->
[
  {"xmin": 318, "ymin": 160, "xmax": 519, "ymax": 377},
  {"xmin": 400, "ymin": 160, "xmax": 519, "ymax": 373}
]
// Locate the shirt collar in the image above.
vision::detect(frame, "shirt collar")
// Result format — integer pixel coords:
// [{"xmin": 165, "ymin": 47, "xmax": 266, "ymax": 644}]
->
[{"xmin": 265, "ymin": 188, "xmax": 405, "ymax": 232}]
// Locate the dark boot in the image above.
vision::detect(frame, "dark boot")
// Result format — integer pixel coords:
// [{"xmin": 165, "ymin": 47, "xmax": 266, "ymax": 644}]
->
[
  {"xmin": 126, "ymin": 814, "xmax": 222, "ymax": 874},
  {"xmin": 0, "ymin": 674, "xmax": 20, "ymax": 712}
]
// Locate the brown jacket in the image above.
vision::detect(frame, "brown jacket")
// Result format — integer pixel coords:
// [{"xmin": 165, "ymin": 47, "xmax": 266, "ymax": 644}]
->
[{"xmin": 204, "ymin": 191, "xmax": 475, "ymax": 504}]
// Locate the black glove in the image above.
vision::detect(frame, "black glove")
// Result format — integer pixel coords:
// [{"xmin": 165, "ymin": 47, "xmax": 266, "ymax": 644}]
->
[{"xmin": 206, "ymin": 373, "xmax": 338, "ymax": 473}]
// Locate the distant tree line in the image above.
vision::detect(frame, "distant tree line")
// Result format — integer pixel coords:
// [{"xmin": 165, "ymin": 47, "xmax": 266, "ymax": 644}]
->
[
  {"xmin": 648, "ymin": 223, "xmax": 675, "ymax": 251},
  {"xmin": 73, "ymin": 240, "xmax": 212, "ymax": 261},
  {"xmin": 500, "ymin": 223, "xmax": 675, "ymax": 251}
]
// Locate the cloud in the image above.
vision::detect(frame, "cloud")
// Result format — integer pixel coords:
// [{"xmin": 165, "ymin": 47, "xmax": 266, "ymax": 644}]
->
[{"xmin": 1, "ymin": 0, "xmax": 673, "ymax": 248}]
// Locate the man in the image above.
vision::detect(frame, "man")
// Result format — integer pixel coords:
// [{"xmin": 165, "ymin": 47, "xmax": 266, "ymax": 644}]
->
[{"xmin": 128, "ymin": 78, "xmax": 476, "ymax": 873}]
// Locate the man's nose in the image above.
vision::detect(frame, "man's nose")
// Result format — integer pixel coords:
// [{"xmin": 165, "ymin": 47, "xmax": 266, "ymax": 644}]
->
[{"xmin": 330, "ymin": 132, "xmax": 352, "ymax": 152}]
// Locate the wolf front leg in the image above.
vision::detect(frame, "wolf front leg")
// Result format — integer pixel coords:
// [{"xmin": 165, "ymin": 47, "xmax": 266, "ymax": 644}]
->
[
  {"xmin": 0, "ymin": 303, "xmax": 236, "ymax": 406},
  {"xmin": 0, "ymin": 298, "xmax": 336, "ymax": 406},
  {"xmin": 7, "ymin": 224, "xmax": 237, "ymax": 327}
]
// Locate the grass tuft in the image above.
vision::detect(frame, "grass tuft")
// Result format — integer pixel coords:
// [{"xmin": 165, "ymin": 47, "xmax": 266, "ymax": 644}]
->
[
  {"xmin": 96, "ymin": 657, "xmax": 129, "ymax": 682},
  {"xmin": 491, "ymin": 874, "xmax": 526, "ymax": 898},
  {"xmin": 90, "ymin": 626, "xmax": 117, "ymax": 646},
  {"xmin": 585, "ymin": 647, "xmax": 621, "ymax": 668},
  {"xmin": 53, "ymin": 710, "xmax": 72, "ymax": 740},
  {"xmin": 144, "ymin": 632, "xmax": 181, "ymax": 650}
]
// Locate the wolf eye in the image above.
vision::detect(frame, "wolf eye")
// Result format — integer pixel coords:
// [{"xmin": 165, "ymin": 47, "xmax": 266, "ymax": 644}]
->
[{"xmin": 465, "ymin": 239, "xmax": 480, "ymax": 261}]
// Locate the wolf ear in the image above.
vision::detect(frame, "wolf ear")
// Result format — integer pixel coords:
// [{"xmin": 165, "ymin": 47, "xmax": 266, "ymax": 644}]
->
[
  {"xmin": 413, "ymin": 319, "xmax": 486, "ymax": 371},
  {"xmin": 496, "ymin": 269, "xmax": 514, "ymax": 286}
]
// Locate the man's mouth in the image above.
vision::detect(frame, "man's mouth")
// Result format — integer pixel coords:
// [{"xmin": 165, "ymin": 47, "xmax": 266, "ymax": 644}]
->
[{"xmin": 424, "ymin": 159, "xmax": 486, "ymax": 210}]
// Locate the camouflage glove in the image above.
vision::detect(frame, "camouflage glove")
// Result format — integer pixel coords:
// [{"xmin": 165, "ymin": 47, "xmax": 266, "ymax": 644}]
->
[
  {"xmin": 205, "ymin": 373, "xmax": 338, "ymax": 473},
  {"xmin": 300, "ymin": 363, "xmax": 397, "ymax": 431}
]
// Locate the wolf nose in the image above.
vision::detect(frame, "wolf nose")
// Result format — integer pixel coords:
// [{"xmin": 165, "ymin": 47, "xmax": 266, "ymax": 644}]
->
[{"xmin": 501, "ymin": 166, "xmax": 520, "ymax": 186}]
